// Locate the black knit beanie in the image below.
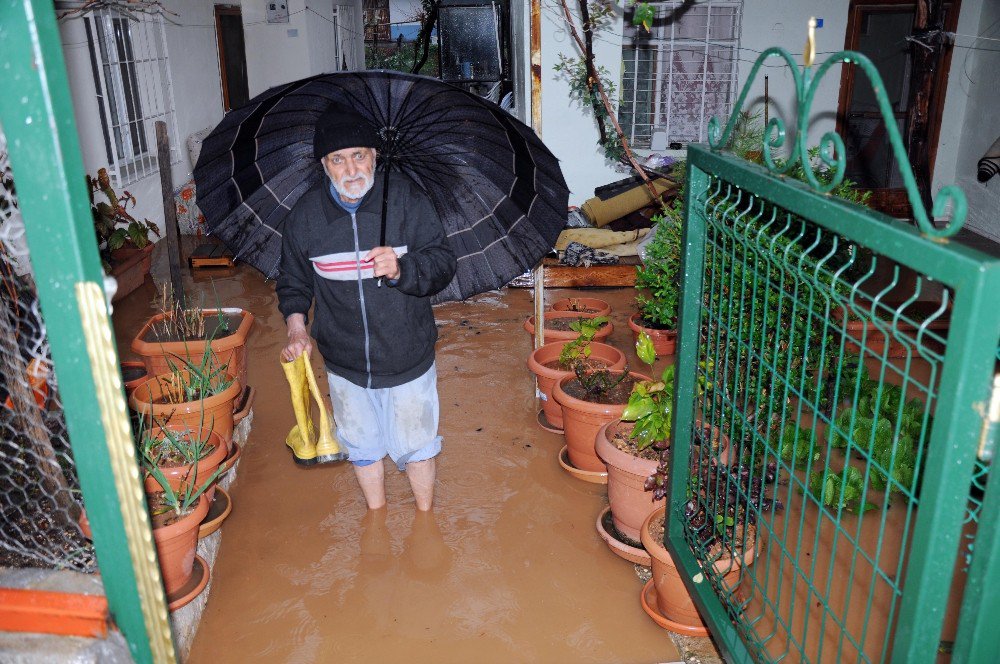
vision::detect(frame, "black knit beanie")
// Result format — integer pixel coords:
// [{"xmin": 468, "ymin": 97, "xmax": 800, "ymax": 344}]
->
[{"xmin": 313, "ymin": 103, "xmax": 379, "ymax": 159}]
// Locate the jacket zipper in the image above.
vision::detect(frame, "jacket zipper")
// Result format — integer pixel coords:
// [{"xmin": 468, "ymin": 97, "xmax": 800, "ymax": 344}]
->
[{"xmin": 349, "ymin": 211, "xmax": 374, "ymax": 388}]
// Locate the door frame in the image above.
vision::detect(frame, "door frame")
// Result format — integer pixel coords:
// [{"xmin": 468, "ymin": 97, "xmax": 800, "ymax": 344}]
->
[
  {"xmin": 214, "ymin": 4, "xmax": 246, "ymax": 113},
  {"xmin": 835, "ymin": 0, "xmax": 960, "ymax": 217}
]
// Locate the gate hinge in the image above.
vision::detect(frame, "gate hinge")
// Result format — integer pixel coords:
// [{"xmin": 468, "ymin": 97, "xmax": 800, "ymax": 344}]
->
[{"xmin": 978, "ymin": 373, "xmax": 1000, "ymax": 462}]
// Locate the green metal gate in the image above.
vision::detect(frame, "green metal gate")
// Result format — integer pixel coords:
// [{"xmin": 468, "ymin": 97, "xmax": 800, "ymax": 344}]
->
[
  {"xmin": 1, "ymin": 0, "xmax": 174, "ymax": 661},
  {"xmin": 668, "ymin": 47, "xmax": 1000, "ymax": 663}
]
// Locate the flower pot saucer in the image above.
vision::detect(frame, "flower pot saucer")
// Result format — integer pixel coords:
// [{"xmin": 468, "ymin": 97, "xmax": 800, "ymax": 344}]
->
[
  {"xmin": 167, "ymin": 554, "xmax": 210, "ymax": 611},
  {"xmin": 536, "ymin": 409, "xmax": 563, "ymax": 434},
  {"xmin": 233, "ymin": 385, "xmax": 255, "ymax": 424},
  {"xmin": 596, "ymin": 506, "xmax": 651, "ymax": 566},
  {"xmin": 199, "ymin": 487, "xmax": 232, "ymax": 539},
  {"xmin": 558, "ymin": 445, "xmax": 608, "ymax": 484},
  {"xmin": 640, "ymin": 578, "xmax": 709, "ymax": 637},
  {"xmin": 219, "ymin": 442, "xmax": 242, "ymax": 476}
]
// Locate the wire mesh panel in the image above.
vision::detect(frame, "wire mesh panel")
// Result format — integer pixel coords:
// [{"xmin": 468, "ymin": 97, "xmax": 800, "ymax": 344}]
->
[
  {"xmin": 0, "ymin": 131, "xmax": 96, "ymax": 573},
  {"xmin": 667, "ymin": 48, "xmax": 1000, "ymax": 664}
]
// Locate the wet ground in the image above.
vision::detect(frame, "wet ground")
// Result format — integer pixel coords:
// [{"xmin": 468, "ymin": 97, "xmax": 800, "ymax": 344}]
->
[{"xmin": 111, "ymin": 248, "xmax": 683, "ymax": 664}]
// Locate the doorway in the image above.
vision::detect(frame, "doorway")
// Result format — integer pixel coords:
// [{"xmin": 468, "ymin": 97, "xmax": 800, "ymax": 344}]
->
[
  {"xmin": 836, "ymin": 0, "xmax": 959, "ymax": 217},
  {"xmin": 215, "ymin": 5, "xmax": 249, "ymax": 112}
]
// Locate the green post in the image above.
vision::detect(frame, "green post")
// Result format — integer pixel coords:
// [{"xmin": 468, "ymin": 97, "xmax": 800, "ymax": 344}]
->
[{"xmin": 0, "ymin": 0, "xmax": 174, "ymax": 661}]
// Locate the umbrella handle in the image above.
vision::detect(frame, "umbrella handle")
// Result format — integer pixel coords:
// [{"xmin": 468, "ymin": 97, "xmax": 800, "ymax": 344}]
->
[{"xmin": 377, "ymin": 166, "xmax": 391, "ymax": 288}]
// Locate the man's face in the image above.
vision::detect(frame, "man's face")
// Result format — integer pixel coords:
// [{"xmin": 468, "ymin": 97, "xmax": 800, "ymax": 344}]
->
[{"xmin": 322, "ymin": 147, "xmax": 376, "ymax": 202}]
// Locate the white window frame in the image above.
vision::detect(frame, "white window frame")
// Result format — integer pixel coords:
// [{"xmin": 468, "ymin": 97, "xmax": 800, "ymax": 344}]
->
[
  {"xmin": 620, "ymin": 0, "xmax": 743, "ymax": 149},
  {"xmin": 84, "ymin": 9, "xmax": 179, "ymax": 186}
]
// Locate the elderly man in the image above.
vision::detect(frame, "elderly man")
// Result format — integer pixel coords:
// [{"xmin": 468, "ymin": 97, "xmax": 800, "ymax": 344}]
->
[{"xmin": 277, "ymin": 104, "xmax": 457, "ymax": 511}]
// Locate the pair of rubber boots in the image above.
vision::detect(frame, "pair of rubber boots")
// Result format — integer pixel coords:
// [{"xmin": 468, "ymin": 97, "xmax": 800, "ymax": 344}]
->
[{"xmin": 281, "ymin": 354, "xmax": 348, "ymax": 466}]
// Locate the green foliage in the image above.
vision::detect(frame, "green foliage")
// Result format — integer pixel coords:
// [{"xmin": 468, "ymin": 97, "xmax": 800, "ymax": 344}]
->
[
  {"xmin": 778, "ymin": 424, "xmax": 820, "ymax": 470},
  {"xmin": 135, "ymin": 421, "xmax": 223, "ymax": 518},
  {"xmin": 573, "ymin": 360, "xmax": 629, "ymax": 400},
  {"xmin": 163, "ymin": 341, "xmax": 233, "ymax": 403},
  {"xmin": 366, "ymin": 43, "xmax": 440, "ymax": 77},
  {"xmin": 558, "ymin": 316, "xmax": 609, "ymax": 369},
  {"xmin": 87, "ymin": 168, "xmax": 160, "ymax": 272},
  {"xmin": 635, "ymin": 209, "xmax": 683, "ymax": 328},
  {"xmin": 829, "ymin": 365, "xmax": 925, "ymax": 495},
  {"xmin": 632, "ymin": 2, "xmax": 654, "ymax": 31},
  {"xmin": 620, "ymin": 331, "xmax": 677, "ymax": 450},
  {"xmin": 806, "ymin": 465, "xmax": 877, "ymax": 514}
]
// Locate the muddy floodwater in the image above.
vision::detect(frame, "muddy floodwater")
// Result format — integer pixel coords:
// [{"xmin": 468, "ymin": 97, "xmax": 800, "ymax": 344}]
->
[{"xmin": 112, "ymin": 255, "xmax": 682, "ymax": 663}]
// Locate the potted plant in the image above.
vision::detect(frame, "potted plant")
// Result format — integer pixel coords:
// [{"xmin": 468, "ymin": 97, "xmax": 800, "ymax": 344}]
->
[
  {"xmin": 88, "ymin": 168, "xmax": 160, "ymax": 301},
  {"xmin": 523, "ymin": 310, "xmax": 612, "ymax": 346},
  {"xmin": 831, "ymin": 299, "xmax": 950, "ymax": 359},
  {"xmin": 552, "ymin": 362, "xmax": 649, "ymax": 473},
  {"xmin": 551, "ymin": 296, "xmax": 612, "ymax": 317},
  {"xmin": 526, "ymin": 317, "xmax": 626, "ymax": 430},
  {"xmin": 595, "ymin": 332, "xmax": 674, "ymax": 544},
  {"xmin": 639, "ymin": 432, "xmax": 781, "ymax": 632},
  {"xmin": 129, "ymin": 344, "xmax": 241, "ymax": 446},
  {"xmin": 631, "ymin": 202, "xmax": 683, "ymax": 356},
  {"xmin": 137, "ymin": 423, "xmax": 228, "ymax": 503},
  {"xmin": 131, "ymin": 284, "xmax": 255, "ymax": 392}
]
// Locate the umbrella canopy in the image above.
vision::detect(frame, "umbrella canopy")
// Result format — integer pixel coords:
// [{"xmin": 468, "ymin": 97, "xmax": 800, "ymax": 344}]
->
[{"xmin": 193, "ymin": 71, "xmax": 568, "ymax": 302}]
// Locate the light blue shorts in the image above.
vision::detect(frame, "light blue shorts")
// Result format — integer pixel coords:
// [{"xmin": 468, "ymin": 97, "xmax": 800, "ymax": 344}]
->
[{"xmin": 326, "ymin": 363, "xmax": 442, "ymax": 471}]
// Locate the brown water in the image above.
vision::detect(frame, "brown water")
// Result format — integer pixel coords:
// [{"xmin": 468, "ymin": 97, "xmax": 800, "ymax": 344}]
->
[{"xmin": 111, "ymin": 251, "xmax": 680, "ymax": 663}]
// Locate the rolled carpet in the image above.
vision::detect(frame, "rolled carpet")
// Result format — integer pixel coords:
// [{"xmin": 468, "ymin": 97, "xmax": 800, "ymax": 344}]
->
[
  {"xmin": 581, "ymin": 178, "xmax": 676, "ymax": 227},
  {"xmin": 978, "ymin": 135, "xmax": 1000, "ymax": 183}
]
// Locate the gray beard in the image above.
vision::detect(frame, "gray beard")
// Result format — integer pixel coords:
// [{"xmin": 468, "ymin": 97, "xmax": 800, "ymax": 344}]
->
[{"xmin": 331, "ymin": 172, "xmax": 374, "ymax": 202}]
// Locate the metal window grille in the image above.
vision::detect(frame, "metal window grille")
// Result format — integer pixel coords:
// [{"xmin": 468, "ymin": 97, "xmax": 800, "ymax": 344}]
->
[
  {"xmin": 84, "ymin": 9, "xmax": 179, "ymax": 187},
  {"xmin": 620, "ymin": 0, "xmax": 742, "ymax": 148},
  {"xmin": 0, "ymin": 130, "xmax": 96, "ymax": 573}
]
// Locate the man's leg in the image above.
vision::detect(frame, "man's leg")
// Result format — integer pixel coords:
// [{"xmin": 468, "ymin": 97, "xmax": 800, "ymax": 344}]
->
[
  {"xmin": 353, "ymin": 460, "xmax": 386, "ymax": 510},
  {"xmin": 405, "ymin": 458, "xmax": 435, "ymax": 511}
]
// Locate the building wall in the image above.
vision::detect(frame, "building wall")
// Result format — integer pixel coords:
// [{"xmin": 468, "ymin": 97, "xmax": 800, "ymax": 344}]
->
[{"xmin": 58, "ymin": 0, "xmax": 365, "ymax": 236}]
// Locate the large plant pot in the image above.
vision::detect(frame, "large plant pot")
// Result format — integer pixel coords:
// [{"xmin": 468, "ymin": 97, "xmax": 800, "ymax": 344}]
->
[
  {"xmin": 152, "ymin": 493, "xmax": 210, "ymax": 595},
  {"xmin": 131, "ymin": 308, "xmax": 254, "ymax": 392},
  {"xmin": 527, "ymin": 341, "xmax": 626, "ymax": 429},
  {"xmin": 831, "ymin": 302, "xmax": 950, "ymax": 359},
  {"xmin": 552, "ymin": 371, "xmax": 649, "ymax": 473},
  {"xmin": 595, "ymin": 420, "xmax": 662, "ymax": 543},
  {"xmin": 640, "ymin": 506, "xmax": 755, "ymax": 629},
  {"xmin": 523, "ymin": 311, "xmax": 612, "ymax": 346},
  {"xmin": 141, "ymin": 426, "xmax": 227, "ymax": 503},
  {"xmin": 129, "ymin": 370, "xmax": 241, "ymax": 446},
  {"xmin": 628, "ymin": 312, "xmax": 677, "ymax": 356},
  {"xmin": 110, "ymin": 243, "xmax": 154, "ymax": 302},
  {"xmin": 551, "ymin": 297, "xmax": 612, "ymax": 317}
]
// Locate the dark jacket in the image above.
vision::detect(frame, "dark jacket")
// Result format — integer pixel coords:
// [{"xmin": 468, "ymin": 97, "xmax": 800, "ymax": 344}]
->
[{"xmin": 277, "ymin": 173, "xmax": 457, "ymax": 388}]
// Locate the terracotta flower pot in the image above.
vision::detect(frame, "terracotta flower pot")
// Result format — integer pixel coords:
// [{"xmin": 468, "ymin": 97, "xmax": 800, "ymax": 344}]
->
[
  {"xmin": 523, "ymin": 311, "xmax": 612, "ymax": 346},
  {"xmin": 110, "ymin": 243, "xmax": 154, "ymax": 302},
  {"xmin": 640, "ymin": 506, "xmax": 755, "ymax": 627},
  {"xmin": 527, "ymin": 341, "xmax": 626, "ymax": 429},
  {"xmin": 595, "ymin": 420, "xmax": 662, "ymax": 543},
  {"xmin": 141, "ymin": 426, "xmax": 227, "ymax": 503},
  {"xmin": 552, "ymin": 370, "xmax": 650, "ymax": 472},
  {"xmin": 831, "ymin": 302, "xmax": 949, "ymax": 359},
  {"xmin": 550, "ymin": 297, "xmax": 612, "ymax": 317},
  {"xmin": 151, "ymin": 493, "xmax": 210, "ymax": 595},
  {"xmin": 628, "ymin": 312, "xmax": 677, "ymax": 356},
  {"xmin": 129, "ymin": 370, "xmax": 241, "ymax": 446},
  {"xmin": 120, "ymin": 361, "xmax": 148, "ymax": 399},
  {"xmin": 131, "ymin": 308, "xmax": 254, "ymax": 393}
]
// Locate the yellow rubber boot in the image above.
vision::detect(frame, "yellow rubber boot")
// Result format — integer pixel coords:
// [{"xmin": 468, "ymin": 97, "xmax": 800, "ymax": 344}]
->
[
  {"xmin": 303, "ymin": 358, "xmax": 348, "ymax": 463},
  {"xmin": 281, "ymin": 355, "xmax": 318, "ymax": 465}
]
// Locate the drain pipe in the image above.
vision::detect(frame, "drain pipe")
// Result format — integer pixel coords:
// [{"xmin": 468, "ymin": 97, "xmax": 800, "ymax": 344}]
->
[{"xmin": 530, "ymin": 0, "xmax": 545, "ymax": 350}]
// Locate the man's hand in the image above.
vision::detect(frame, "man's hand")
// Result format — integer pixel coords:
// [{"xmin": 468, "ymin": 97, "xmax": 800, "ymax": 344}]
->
[
  {"xmin": 364, "ymin": 246, "xmax": 401, "ymax": 281},
  {"xmin": 282, "ymin": 313, "xmax": 312, "ymax": 362}
]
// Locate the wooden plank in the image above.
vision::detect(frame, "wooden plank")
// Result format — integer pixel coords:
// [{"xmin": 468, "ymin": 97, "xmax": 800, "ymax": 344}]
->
[
  {"xmin": 156, "ymin": 121, "xmax": 184, "ymax": 302},
  {"xmin": 509, "ymin": 257, "xmax": 638, "ymax": 288},
  {"xmin": 0, "ymin": 588, "xmax": 109, "ymax": 638},
  {"xmin": 189, "ymin": 242, "xmax": 235, "ymax": 268}
]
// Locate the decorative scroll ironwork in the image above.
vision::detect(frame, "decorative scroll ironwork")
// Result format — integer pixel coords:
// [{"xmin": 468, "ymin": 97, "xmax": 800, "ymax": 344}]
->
[{"xmin": 707, "ymin": 47, "xmax": 968, "ymax": 240}]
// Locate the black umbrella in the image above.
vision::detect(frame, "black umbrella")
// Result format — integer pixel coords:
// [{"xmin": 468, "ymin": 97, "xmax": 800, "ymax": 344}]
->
[{"xmin": 193, "ymin": 71, "xmax": 568, "ymax": 302}]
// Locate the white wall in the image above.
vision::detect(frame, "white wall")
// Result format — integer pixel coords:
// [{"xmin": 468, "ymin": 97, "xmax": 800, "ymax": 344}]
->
[
  {"xmin": 539, "ymin": 2, "xmax": 625, "ymax": 206},
  {"xmin": 941, "ymin": 0, "xmax": 1000, "ymax": 241},
  {"xmin": 59, "ymin": 0, "xmax": 365, "ymax": 236}
]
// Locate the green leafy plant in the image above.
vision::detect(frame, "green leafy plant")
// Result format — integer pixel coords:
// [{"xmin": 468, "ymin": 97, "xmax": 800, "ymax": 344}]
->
[
  {"xmin": 620, "ymin": 331, "xmax": 675, "ymax": 450},
  {"xmin": 805, "ymin": 465, "xmax": 877, "ymax": 514},
  {"xmin": 572, "ymin": 360, "xmax": 630, "ymax": 400},
  {"xmin": 558, "ymin": 316, "xmax": 610, "ymax": 370},
  {"xmin": 635, "ymin": 209, "xmax": 683, "ymax": 329},
  {"xmin": 88, "ymin": 168, "xmax": 160, "ymax": 272},
  {"xmin": 135, "ymin": 420, "xmax": 223, "ymax": 519},
  {"xmin": 161, "ymin": 342, "xmax": 233, "ymax": 404},
  {"xmin": 138, "ymin": 424, "xmax": 215, "ymax": 468},
  {"xmin": 777, "ymin": 424, "xmax": 821, "ymax": 471}
]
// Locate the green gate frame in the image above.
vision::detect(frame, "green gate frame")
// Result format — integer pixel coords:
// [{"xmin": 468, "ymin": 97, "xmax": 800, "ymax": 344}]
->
[
  {"xmin": 668, "ymin": 46, "xmax": 1000, "ymax": 663},
  {"xmin": 0, "ymin": 0, "xmax": 174, "ymax": 661}
]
